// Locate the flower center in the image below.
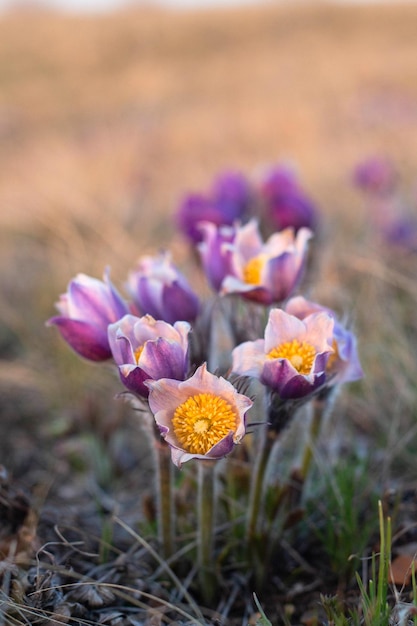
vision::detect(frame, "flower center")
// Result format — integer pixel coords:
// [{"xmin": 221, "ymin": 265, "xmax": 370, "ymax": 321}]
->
[
  {"xmin": 243, "ymin": 254, "xmax": 266, "ymax": 285},
  {"xmin": 172, "ymin": 393, "xmax": 237, "ymax": 455},
  {"xmin": 134, "ymin": 345, "xmax": 144, "ymax": 364},
  {"xmin": 268, "ymin": 339, "xmax": 316, "ymax": 374},
  {"xmin": 326, "ymin": 339, "xmax": 338, "ymax": 371}
]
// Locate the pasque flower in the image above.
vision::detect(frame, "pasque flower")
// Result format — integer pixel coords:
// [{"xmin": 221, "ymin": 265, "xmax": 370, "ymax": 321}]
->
[
  {"xmin": 284, "ymin": 296, "xmax": 363, "ymax": 385},
  {"xmin": 232, "ymin": 308, "xmax": 334, "ymax": 399},
  {"xmin": 175, "ymin": 170, "xmax": 251, "ymax": 244},
  {"xmin": 381, "ymin": 215, "xmax": 417, "ymax": 252},
  {"xmin": 108, "ymin": 314, "xmax": 190, "ymax": 397},
  {"xmin": 197, "ymin": 222, "xmax": 236, "ymax": 292},
  {"xmin": 259, "ymin": 164, "xmax": 318, "ymax": 232},
  {"xmin": 146, "ymin": 363, "xmax": 252, "ymax": 467},
  {"xmin": 47, "ymin": 269, "xmax": 129, "ymax": 361},
  {"xmin": 211, "ymin": 169, "xmax": 252, "ymax": 220},
  {"xmin": 127, "ymin": 252, "xmax": 200, "ymax": 325},
  {"xmin": 219, "ymin": 219, "xmax": 312, "ymax": 304},
  {"xmin": 353, "ymin": 156, "xmax": 397, "ymax": 196}
]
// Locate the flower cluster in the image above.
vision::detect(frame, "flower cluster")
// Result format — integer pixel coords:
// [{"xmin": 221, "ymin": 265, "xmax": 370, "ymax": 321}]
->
[
  {"xmin": 48, "ymin": 164, "xmax": 365, "ymax": 600},
  {"xmin": 175, "ymin": 163, "xmax": 318, "ymax": 245},
  {"xmin": 175, "ymin": 170, "xmax": 252, "ymax": 244},
  {"xmin": 48, "ymin": 166, "xmax": 362, "ymax": 472}
]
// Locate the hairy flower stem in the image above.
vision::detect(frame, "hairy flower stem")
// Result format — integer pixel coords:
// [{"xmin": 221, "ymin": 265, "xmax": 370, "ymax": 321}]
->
[
  {"xmin": 245, "ymin": 424, "xmax": 279, "ymax": 592},
  {"xmin": 156, "ymin": 442, "xmax": 174, "ymax": 559},
  {"xmin": 197, "ymin": 461, "xmax": 217, "ymax": 606},
  {"xmin": 246, "ymin": 391, "xmax": 292, "ymax": 544},
  {"xmin": 245, "ymin": 425, "xmax": 276, "ymax": 542},
  {"xmin": 299, "ymin": 393, "xmax": 331, "ymax": 482}
]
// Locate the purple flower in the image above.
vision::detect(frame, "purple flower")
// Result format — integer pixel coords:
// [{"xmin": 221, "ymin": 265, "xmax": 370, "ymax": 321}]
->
[
  {"xmin": 285, "ymin": 296, "xmax": 363, "ymax": 385},
  {"xmin": 146, "ymin": 363, "xmax": 252, "ymax": 467},
  {"xmin": 175, "ymin": 171, "xmax": 251, "ymax": 244},
  {"xmin": 175, "ymin": 194, "xmax": 220, "ymax": 245},
  {"xmin": 220, "ymin": 219, "xmax": 312, "ymax": 304},
  {"xmin": 108, "ymin": 314, "xmax": 190, "ymax": 397},
  {"xmin": 197, "ymin": 222, "xmax": 236, "ymax": 291},
  {"xmin": 353, "ymin": 157, "xmax": 397, "ymax": 196},
  {"xmin": 211, "ymin": 170, "xmax": 251, "ymax": 220},
  {"xmin": 231, "ymin": 308, "xmax": 334, "ymax": 399},
  {"xmin": 47, "ymin": 269, "xmax": 129, "ymax": 361},
  {"xmin": 259, "ymin": 165, "xmax": 317, "ymax": 232},
  {"xmin": 379, "ymin": 214, "xmax": 417, "ymax": 252},
  {"xmin": 127, "ymin": 252, "xmax": 200, "ymax": 325}
]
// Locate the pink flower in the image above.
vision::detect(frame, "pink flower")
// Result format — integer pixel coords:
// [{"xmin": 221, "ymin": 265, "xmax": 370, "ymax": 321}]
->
[
  {"xmin": 284, "ymin": 296, "xmax": 363, "ymax": 385},
  {"xmin": 108, "ymin": 314, "xmax": 190, "ymax": 397},
  {"xmin": 127, "ymin": 252, "xmax": 200, "ymax": 325},
  {"xmin": 197, "ymin": 222, "xmax": 236, "ymax": 292},
  {"xmin": 47, "ymin": 269, "xmax": 129, "ymax": 361},
  {"xmin": 220, "ymin": 219, "xmax": 312, "ymax": 304},
  {"xmin": 232, "ymin": 308, "xmax": 334, "ymax": 399},
  {"xmin": 146, "ymin": 363, "xmax": 252, "ymax": 467}
]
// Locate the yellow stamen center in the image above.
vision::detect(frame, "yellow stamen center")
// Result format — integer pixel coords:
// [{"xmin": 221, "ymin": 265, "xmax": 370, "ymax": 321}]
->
[
  {"xmin": 172, "ymin": 393, "xmax": 237, "ymax": 455},
  {"xmin": 268, "ymin": 339, "xmax": 316, "ymax": 374},
  {"xmin": 134, "ymin": 345, "xmax": 144, "ymax": 364},
  {"xmin": 243, "ymin": 254, "xmax": 266, "ymax": 285}
]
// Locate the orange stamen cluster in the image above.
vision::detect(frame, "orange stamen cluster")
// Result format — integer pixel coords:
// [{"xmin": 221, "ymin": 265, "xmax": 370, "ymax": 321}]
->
[
  {"xmin": 172, "ymin": 393, "xmax": 237, "ymax": 454},
  {"xmin": 134, "ymin": 345, "xmax": 145, "ymax": 363},
  {"xmin": 243, "ymin": 255, "xmax": 266, "ymax": 285},
  {"xmin": 268, "ymin": 339, "xmax": 316, "ymax": 374}
]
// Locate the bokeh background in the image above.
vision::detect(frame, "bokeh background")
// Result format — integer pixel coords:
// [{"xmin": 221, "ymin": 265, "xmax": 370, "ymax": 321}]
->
[{"xmin": 1, "ymin": 0, "xmax": 417, "ymax": 489}]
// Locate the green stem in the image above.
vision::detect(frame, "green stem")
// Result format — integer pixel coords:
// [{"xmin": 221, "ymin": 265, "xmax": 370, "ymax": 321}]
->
[
  {"xmin": 197, "ymin": 460, "xmax": 217, "ymax": 605},
  {"xmin": 377, "ymin": 499, "xmax": 391, "ymax": 614},
  {"xmin": 156, "ymin": 442, "xmax": 174, "ymax": 559},
  {"xmin": 245, "ymin": 424, "xmax": 276, "ymax": 542},
  {"xmin": 299, "ymin": 395, "xmax": 328, "ymax": 482}
]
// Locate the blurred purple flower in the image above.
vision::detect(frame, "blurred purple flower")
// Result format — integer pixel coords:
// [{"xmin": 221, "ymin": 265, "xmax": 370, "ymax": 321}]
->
[
  {"xmin": 353, "ymin": 156, "xmax": 397, "ymax": 196},
  {"xmin": 146, "ymin": 363, "xmax": 252, "ymax": 467},
  {"xmin": 211, "ymin": 170, "xmax": 251, "ymax": 219},
  {"xmin": 259, "ymin": 165, "xmax": 318, "ymax": 232},
  {"xmin": 232, "ymin": 308, "xmax": 334, "ymax": 399},
  {"xmin": 381, "ymin": 215, "xmax": 417, "ymax": 252},
  {"xmin": 108, "ymin": 314, "xmax": 190, "ymax": 397},
  {"xmin": 47, "ymin": 269, "xmax": 129, "ymax": 361},
  {"xmin": 285, "ymin": 296, "xmax": 363, "ymax": 385},
  {"xmin": 127, "ymin": 252, "xmax": 200, "ymax": 325},
  {"xmin": 219, "ymin": 219, "xmax": 312, "ymax": 304},
  {"xmin": 175, "ymin": 194, "xmax": 218, "ymax": 245},
  {"xmin": 197, "ymin": 222, "xmax": 236, "ymax": 291},
  {"xmin": 175, "ymin": 170, "xmax": 251, "ymax": 244}
]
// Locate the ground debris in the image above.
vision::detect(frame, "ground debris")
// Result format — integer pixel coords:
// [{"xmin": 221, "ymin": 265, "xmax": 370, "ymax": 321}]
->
[
  {"xmin": 0, "ymin": 464, "xmax": 39, "ymax": 564},
  {"xmin": 67, "ymin": 580, "xmax": 117, "ymax": 608}
]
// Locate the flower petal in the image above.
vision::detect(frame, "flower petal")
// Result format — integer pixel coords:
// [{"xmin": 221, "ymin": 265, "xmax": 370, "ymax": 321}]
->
[
  {"xmin": 119, "ymin": 365, "xmax": 152, "ymax": 397},
  {"xmin": 140, "ymin": 337, "xmax": 188, "ymax": 381},
  {"xmin": 48, "ymin": 317, "xmax": 111, "ymax": 361},
  {"xmin": 264, "ymin": 308, "xmax": 307, "ymax": 350},
  {"xmin": 161, "ymin": 281, "xmax": 200, "ymax": 325},
  {"xmin": 232, "ymin": 339, "xmax": 266, "ymax": 377}
]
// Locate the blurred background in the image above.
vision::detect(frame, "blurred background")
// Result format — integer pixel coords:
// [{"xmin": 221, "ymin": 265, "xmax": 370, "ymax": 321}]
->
[{"xmin": 1, "ymin": 0, "xmax": 417, "ymax": 487}]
